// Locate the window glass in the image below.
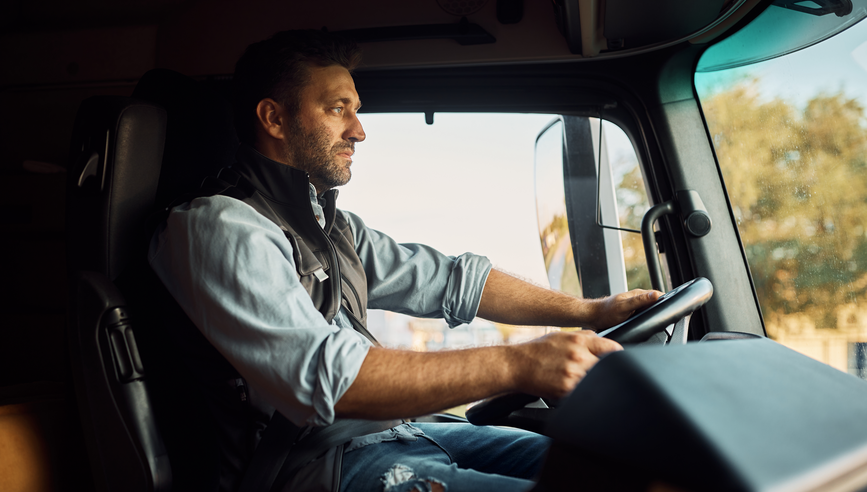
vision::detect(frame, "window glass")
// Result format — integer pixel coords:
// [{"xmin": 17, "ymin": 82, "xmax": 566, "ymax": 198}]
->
[
  {"xmin": 602, "ymin": 120, "xmax": 652, "ymax": 290},
  {"xmin": 343, "ymin": 112, "xmax": 651, "ymax": 413},
  {"xmin": 342, "ymin": 113, "xmax": 651, "ymax": 350},
  {"xmin": 849, "ymin": 342, "xmax": 867, "ymax": 379},
  {"xmin": 696, "ymin": 17, "xmax": 867, "ymax": 376},
  {"xmin": 339, "ymin": 113, "xmax": 554, "ymax": 352}
]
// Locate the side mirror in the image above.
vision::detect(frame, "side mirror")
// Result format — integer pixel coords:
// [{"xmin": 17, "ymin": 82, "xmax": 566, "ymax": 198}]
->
[{"xmin": 534, "ymin": 116, "xmax": 630, "ymax": 299}]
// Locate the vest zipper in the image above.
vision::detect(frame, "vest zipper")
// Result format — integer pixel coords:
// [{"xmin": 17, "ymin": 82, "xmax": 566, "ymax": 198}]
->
[
  {"xmin": 341, "ymin": 273, "xmax": 363, "ymax": 317},
  {"xmin": 294, "ymin": 184, "xmax": 343, "ymax": 322},
  {"xmin": 303, "ymin": 185, "xmax": 375, "ymax": 343},
  {"xmin": 316, "ymin": 216, "xmax": 343, "ymax": 323}
]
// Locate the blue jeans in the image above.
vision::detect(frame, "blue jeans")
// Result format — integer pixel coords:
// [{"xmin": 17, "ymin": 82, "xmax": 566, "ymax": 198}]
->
[{"xmin": 339, "ymin": 423, "xmax": 550, "ymax": 492}]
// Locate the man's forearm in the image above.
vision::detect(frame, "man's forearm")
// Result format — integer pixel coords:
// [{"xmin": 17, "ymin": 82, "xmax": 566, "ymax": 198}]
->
[
  {"xmin": 476, "ymin": 269, "xmax": 595, "ymax": 328},
  {"xmin": 334, "ymin": 345, "xmax": 517, "ymax": 420},
  {"xmin": 476, "ymin": 269, "xmax": 660, "ymax": 331},
  {"xmin": 334, "ymin": 328, "xmax": 623, "ymax": 420},
  {"xmin": 334, "ymin": 270, "xmax": 658, "ymax": 420}
]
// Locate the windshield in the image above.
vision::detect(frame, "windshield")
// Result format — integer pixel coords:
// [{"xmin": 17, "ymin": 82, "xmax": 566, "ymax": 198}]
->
[{"xmin": 696, "ymin": 12, "xmax": 867, "ymax": 376}]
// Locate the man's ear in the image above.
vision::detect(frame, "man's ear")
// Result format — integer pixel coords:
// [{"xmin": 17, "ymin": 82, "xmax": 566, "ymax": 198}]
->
[{"xmin": 255, "ymin": 98, "xmax": 288, "ymax": 142}]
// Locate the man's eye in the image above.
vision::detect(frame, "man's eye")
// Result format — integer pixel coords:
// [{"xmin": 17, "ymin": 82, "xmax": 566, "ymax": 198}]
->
[{"xmin": 332, "ymin": 107, "xmax": 343, "ymax": 114}]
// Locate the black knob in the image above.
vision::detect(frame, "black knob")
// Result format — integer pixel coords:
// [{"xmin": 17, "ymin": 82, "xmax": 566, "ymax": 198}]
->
[{"xmin": 685, "ymin": 211, "xmax": 712, "ymax": 237}]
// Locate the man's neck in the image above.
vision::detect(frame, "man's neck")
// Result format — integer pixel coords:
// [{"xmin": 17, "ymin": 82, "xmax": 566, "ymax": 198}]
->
[
  {"xmin": 253, "ymin": 139, "xmax": 290, "ymax": 167},
  {"xmin": 248, "ymin": 141, "xmax": 330, "ymax": 194}
]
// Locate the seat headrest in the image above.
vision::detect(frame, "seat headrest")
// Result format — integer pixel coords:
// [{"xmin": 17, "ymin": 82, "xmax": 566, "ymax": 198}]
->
[
  {"xmin": 132, "ymin": 69, "xmax": 240, "ymax": 212},
  {"xmin": 66, "ymin": 96, "xmax": 167, "ymax": 280}
]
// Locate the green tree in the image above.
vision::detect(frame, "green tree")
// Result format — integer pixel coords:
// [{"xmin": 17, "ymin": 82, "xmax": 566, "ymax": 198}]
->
[{"xmin": 703, "ymin": 81, "xmax": 867, "ymax": 330}]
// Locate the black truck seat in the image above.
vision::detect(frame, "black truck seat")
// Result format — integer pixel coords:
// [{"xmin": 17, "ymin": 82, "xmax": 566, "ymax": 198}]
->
[
  {"xmin": 66, "ymin": 68, "xmax": 240, "ymax": 492},
  {"xmin": 65, "ymin": 96, "xmax": 171, "ymax": 492}
]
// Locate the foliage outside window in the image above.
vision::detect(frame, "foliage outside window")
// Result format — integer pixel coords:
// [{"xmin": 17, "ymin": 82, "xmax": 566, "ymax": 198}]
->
[{"xmin": 696, "ymin": 19, "xmax": 867, "ymax": 374}]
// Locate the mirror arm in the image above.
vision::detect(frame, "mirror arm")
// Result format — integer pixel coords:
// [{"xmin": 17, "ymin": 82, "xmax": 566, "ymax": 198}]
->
[{"xmin": 641, "ymin": 201, "xmax": 676, "ymax": 292}]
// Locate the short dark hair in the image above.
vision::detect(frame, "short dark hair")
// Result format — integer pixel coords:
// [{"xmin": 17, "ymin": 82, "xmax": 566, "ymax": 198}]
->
[{"xmin": 232, "ymin": 29, "xmax": 362, "ymax": 144}]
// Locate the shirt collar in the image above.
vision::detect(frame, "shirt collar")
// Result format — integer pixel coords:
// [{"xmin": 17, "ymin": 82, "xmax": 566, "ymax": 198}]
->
[{"xmin": 309, "ymin": 183, "xmax": 326, "ymax": 229}]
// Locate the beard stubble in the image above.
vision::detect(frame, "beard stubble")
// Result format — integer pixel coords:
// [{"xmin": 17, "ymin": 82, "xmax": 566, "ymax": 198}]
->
[{"xmin": 282, "ymin": 117, "xmax": 355, "ymax": 191}]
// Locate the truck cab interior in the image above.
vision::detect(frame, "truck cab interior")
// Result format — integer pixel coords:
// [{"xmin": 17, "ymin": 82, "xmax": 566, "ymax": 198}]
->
[{"xmin": 5, "ymin": 0, "xmax": 867, "ymax": 491}]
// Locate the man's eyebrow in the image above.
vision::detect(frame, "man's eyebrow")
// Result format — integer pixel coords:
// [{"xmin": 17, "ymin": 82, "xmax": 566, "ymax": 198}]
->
[{"xmin": 328, "ymin": 97, "xmax": 362, "ymax": 110}]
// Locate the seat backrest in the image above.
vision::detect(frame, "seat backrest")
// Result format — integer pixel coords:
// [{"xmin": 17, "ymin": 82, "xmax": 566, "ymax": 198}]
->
[
  {"xmin": 66, "ymin": 96, "xmax": 171, "ymax": 492},
  {"xmin": 67, "ymin": 97, "xmax": 167, "ymax": 281}
]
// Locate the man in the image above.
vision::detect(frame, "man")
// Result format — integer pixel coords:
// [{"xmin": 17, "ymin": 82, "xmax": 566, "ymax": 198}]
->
[{"xmin": 149, "ymin": 30, "xmax": 661, "ymax": 491}]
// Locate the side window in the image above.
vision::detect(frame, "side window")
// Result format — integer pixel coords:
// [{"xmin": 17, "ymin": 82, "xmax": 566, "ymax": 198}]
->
[
  {"xmin": 340, "ymin": 112, "xmax": 555, "ymax": 352},
  {"xmin": 534, "ymin": 116, "xmax": 652, "ymax": 304},
  {"xmin": 341, "ymin": 112, "xmax": 651, "ymax": 412},
  {"xmin": 696, "ymin": 16, "xmax": 867, "ymax": 376}
]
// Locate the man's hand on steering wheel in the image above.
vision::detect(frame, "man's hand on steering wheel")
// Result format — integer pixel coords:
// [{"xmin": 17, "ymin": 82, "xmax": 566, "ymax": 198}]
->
[
  {"xmin": 507, "ymin": 289, "xmax": 662, "ymax": 399},
  {"xmin": 506, "ymin": 290, "xmax": 662, "ymax": 398},
  {"xmin": 580, "ymin": 289, "xmax": 663, "ymax": 332},
  {"xmin": 508, "ymin": 331, "xmax": 623, "ymax": 399}
]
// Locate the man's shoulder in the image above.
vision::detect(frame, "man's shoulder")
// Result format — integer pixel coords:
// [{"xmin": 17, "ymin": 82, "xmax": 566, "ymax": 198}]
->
[
  {"xmin": 152, "ymin": 194, "xmax": 293, "ymax": 262},
  {"xmin": 336, "ymin": 208, "xmax": 365, "ymax": 230},
  {"xmin": 168, "ymin": 195, "xmax": 278, "ymax": 231}
]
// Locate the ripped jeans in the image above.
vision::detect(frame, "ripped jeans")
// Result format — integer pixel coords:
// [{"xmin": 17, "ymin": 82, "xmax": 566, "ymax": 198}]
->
[{"xmin": 339, "ymin": 423, "xmax": 550, "ymax": 492}]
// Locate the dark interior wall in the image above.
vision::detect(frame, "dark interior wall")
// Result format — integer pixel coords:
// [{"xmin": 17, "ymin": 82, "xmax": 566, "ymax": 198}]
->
[
  {"xmin": 0, "ymin": 21, "xmax": 159, "ymax": 491},
  {"xmin": 0, "ymin": 25, "xmax": 156, "ymax": 172},
  {"xmin": 1, "ymin": 25, "xmax": 157, "ymax": 87},
  {"xmin": 0, "ymin": 22, "xmax": 156, "ymax": 385}
]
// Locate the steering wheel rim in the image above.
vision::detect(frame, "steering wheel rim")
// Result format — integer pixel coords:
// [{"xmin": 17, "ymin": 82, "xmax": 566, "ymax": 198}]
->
[
  {"xmin": 466, "ymin": 277, "xmax": 714, "ymax": 428},
  {"xmin": 597, "ymin": 277, "xmax": 713, "ymax": 344}
]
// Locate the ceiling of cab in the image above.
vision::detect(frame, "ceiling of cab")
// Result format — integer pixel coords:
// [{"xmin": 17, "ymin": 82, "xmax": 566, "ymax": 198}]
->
[{"xmin": 3, "ymin": 0, "xmax": 757, "ymax": 75}]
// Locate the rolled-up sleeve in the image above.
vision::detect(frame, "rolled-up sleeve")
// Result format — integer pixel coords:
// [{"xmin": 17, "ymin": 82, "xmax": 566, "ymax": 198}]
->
[
  {"xmin": 342, "ymin": 210, "xmax": 492, "ymax": 328},
  {"xmin": 148, "ymin": 196, "xmax": 371, "ymax": 427}
]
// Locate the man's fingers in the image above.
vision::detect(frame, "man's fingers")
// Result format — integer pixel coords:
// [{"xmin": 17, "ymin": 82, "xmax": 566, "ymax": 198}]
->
[
  {"xmin": 582, "ymin": 331, "xmax": 623, "ymax": 355},
  {"xmin": 622, "ymin": 290, "xmax": 662, "ymax": 310},
  {"xmin": 521, "ymin": 331, "xmax": 623, "ymax": 397}
]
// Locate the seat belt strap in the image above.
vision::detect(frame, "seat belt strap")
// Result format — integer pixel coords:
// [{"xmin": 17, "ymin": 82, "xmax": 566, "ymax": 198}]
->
[
  {"xmin": 237, "ymin": 412, "xmax": 403, "ymax": 492},
  {"xmin": 237, "ymin": 412, "xmax": 304, "ymax": 492},
  {"xmin": 272, "ymin": 418, "xmax": 405, "ymax": 490}
]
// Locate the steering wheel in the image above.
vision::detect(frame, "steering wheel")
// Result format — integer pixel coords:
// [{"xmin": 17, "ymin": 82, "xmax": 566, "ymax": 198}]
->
[{"xmin": 465, "ymin": 277, "xmax": 714, "ymax": 429}]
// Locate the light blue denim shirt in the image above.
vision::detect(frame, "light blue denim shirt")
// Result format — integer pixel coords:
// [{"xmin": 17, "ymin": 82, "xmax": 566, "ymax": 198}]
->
[{"xmin": 148, "ymin": 190, "xmax": 492, "ymax": 430}]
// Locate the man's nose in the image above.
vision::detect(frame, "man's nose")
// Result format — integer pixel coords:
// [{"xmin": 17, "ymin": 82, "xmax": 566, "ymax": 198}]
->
[{"xmin": 345, "ymin": 113, "xmax": 366, "ymax": 143}]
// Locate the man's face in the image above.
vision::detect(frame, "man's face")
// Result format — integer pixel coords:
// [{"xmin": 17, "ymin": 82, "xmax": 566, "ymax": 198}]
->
[{"xmin": 282, "ymin": 64, "xmax": 365, "ymax": 192}]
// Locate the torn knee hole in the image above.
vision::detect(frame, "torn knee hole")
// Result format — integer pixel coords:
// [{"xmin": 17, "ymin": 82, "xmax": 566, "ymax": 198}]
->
[{"xmin": 381, "ymin": 464, "xmax": 447, "ymax": 492}]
